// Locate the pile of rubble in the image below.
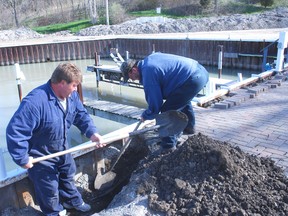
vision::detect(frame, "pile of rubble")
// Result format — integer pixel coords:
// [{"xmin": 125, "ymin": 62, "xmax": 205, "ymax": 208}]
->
[{"xmin": 1, "ymin": 7, "xmax": 288, "ymax": 41}]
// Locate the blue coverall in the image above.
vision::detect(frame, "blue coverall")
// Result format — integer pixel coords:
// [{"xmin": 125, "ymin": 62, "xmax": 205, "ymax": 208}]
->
[
  {"xmin": 138, "ymin": 52, "xmax": 209, "ymax": 148},
  {"xmin": 6, "ymin": 80, "xmax": 98, "ymax": 216}
]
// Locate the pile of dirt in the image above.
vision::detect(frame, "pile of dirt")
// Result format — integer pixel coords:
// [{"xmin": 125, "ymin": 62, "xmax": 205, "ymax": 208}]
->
[{"xmin": 95, "ymin": 133, "xmax": 288, "ymax": 216}]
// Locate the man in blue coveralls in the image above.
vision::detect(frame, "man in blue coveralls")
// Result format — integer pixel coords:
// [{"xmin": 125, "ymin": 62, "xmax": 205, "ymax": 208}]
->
[
  {"xmin": 120, "ymin": 52, "xmax": 209, "ymax": 154},
  {"xmin": 6, "ymin": 62, "xmax": 106, "ymax": 216}
]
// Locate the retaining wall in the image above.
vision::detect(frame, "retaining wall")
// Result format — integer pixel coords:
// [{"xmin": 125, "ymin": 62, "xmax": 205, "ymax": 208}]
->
[{"xmin": 0, "ymin": 38, "xmax": 278, "ymax": 71}]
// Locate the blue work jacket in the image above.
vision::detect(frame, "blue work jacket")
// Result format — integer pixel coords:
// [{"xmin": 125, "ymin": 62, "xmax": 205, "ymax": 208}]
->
[
  {"xmin": 138, "ymin": 52, "xmax": 201, "ymax": 120},
  {"xmin": 6, "ymin": 80, "xmax": 98, "ymax": 167}
]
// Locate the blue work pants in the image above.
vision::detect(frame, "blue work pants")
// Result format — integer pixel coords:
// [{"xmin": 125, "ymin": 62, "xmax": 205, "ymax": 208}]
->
[
  {"xmin": 28, "ymin": 153, "xmax": 83, "ymax": 216},
  {"xmin": 160, "ymin": 64, "xmax": 209, "ymax": 148}
]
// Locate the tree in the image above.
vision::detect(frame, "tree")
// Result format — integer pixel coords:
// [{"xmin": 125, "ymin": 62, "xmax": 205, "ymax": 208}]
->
[
  {"xmin": 109, "ymin": 2, "xmax": 126, "ymax": 24},
  {"xmin": 88, "ymin": 0, "xmax": 98, "ymax": 24},
  {"xmin": 1, "ymin": 0, "xmax": 22, "ymax": 27},
  {"xmin": 260, "ymin": 0, "xmax": 274, "ymax": 8},
  {"xmin": 200, "ymin": 0, "xmax": 211, "ymax": 8}
]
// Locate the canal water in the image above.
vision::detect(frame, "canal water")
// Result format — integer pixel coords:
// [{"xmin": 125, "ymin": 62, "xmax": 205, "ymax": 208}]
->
[
  {"xmin": 0, "ymin": 59, "xmax": 138, "ymax": 174},
  {"xmin": 0, "ymin": 58, "xmax": 259, "ymax": 175}
]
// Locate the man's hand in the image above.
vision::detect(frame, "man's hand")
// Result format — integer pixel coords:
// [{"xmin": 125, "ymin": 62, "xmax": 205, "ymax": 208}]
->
[
  {"xmin": 90, "ymin": 133, "xmax": 106, "ymax": 148},
  {"xmin": 22, "ymin": 156, "xmax": 34, "ymax": 169}
]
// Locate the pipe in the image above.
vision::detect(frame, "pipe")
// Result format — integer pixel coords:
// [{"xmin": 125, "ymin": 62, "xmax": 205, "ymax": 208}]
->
[
  {"xmin": 194, "ymin": 70, "xmax": 275, "ymax": 106},
  {"xmin": 0, "ymin": 148, "xmax": 7, "ymax": 180},
  {"xmin": 275, "ymin": 32, "xmax": 288, "ymax": 72},
  {"xmin": 15, "ymin": 63, "xmax": 25, "ymax": 102},
  {"xmin": 218, "ymin": 45, "xmax": 223, "ymax": 79}
]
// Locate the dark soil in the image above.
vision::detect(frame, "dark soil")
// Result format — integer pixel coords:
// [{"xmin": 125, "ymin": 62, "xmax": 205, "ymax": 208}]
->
[{"xmin": 133, "ymin": 133, "xmax": 288, "ymax": 215}]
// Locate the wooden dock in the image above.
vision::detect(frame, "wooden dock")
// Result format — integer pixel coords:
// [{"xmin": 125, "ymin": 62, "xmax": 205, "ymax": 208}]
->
[{"xmin": 84, "ymin": 98, "xmax": 145, "ymax": 119}]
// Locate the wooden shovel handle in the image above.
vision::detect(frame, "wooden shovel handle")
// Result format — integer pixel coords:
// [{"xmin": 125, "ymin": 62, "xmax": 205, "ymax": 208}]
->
[{"xmin": 31, "ymin": 132, "xmax": 130, "ymax": 164}]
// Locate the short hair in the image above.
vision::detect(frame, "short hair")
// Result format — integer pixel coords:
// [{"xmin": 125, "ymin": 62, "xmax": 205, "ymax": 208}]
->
[
  {"xmin": 120, "ymin": 59, "xmax": 137, "ymax": 83},
  {"xmin": 51, "ymin": 62, "xmax": 82, "ymax": 84}
]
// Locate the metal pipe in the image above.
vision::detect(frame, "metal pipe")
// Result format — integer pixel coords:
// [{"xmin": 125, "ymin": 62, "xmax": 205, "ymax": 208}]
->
[
  {"xmin": 0, "ymin": 148, "xmax": 7, "ymax": 180},
  {"xmin": 275, "ymin": 32, "xmax": 288, "ymax": 72},
  {"xmin": 15, "ymin": 63, "xmax": 24, "ymax": 102},
  {"xmin": 218, "ymin": 45, "xmax": 223, "ymax": 79},
  {"xmin": 105, "ymin": 0, "xmax": 109, "ymax": 25},
  {"xmin": 126, "ymin": 51, "xmax": 129, "ymax": 60},
  {"xmin": 194, "ymin": 70, "xmax": 274, "ymax": 106}
]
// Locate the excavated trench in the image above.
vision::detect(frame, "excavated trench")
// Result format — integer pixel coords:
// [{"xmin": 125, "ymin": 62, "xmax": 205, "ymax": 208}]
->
[{"xmin": 71, "ymin": 135, "xmax": 151, "ymax": 215}]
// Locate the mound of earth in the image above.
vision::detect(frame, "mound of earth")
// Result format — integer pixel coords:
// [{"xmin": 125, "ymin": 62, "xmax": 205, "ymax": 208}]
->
[{"xmin": 95, "ymin": 133, "xmax": 288, "ymax": 216}]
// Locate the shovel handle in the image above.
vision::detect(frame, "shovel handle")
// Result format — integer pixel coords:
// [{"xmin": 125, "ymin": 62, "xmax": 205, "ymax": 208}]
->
[
  {"xmin": 109, "ymin": 121, "xmax": 142, "ymax": 171},
  {"xmin": 31, "ymin": 132, "xmax": 130, "ymax": 164},
  {"xmin": 31, "ymin": 124, "xmax": 162, "ymax": 164}
]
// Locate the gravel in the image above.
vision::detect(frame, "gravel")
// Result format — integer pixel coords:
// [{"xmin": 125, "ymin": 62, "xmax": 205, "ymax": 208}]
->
[{"xmin": 0, "ymin": 7, "xmax": 288, "ymax": 41}]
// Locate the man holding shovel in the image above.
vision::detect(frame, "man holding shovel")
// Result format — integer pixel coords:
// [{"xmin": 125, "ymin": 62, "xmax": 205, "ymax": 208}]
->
[
  {"xmin": 120, "ymin": 52, "xmax": 209, "ymax": 154},
  {"xmin": 6, "ymin": 62, "xmax": 105, "ymax": 216}
]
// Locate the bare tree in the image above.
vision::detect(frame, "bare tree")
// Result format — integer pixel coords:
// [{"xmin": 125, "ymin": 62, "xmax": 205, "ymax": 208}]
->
[{"xmin": 1, "ymin": 0, "xmax": 22, "ymax": 27}]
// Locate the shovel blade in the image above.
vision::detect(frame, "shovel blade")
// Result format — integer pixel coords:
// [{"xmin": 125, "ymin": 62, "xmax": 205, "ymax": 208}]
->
[{"xmin": 94, "ymin": 171, "xmax": 117, "ymax": 190}]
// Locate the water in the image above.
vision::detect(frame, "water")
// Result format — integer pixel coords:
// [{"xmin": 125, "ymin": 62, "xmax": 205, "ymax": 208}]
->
[
  {"xmin": 0, "ymin": 58, "xmax": 259, "ymax": 174},
  {"xmin": 0, "ymin": 59, "xmax": 136, "ymax": 173}
]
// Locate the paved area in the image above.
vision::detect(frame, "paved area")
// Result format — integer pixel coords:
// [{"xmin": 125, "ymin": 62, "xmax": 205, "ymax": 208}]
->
[{"xmin": 195, "ymin": 70, "xmax": 288, "ymax": 176}]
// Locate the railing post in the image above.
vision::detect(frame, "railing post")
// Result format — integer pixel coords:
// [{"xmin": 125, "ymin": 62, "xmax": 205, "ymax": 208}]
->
[
  {"xmin": 0, "ymin": 148, "xmax": 7, "ymax": 180},
  {"xmin": 218, "ymin": 45, "xmax": 223, "ymax": 79},
  {"xmin": 275, "ymin": 32, "xmax": 288, "ymax": 72}
]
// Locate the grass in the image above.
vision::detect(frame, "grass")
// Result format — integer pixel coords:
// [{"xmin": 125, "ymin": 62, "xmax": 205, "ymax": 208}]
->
[
  {"xmin": 129, "ymin": 9, "xmax": 180, "ymax": 19},
  {"xmin": 31, "ymin": 4, "xmax": 279, "ymax": 34},
  {"xmin": 32, "ymin": 19, "xmax": 93, "ymax": 34}
]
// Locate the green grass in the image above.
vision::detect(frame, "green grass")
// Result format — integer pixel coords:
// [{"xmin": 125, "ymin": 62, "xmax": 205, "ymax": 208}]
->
[
  {"xmin": 129, "ymin": 9, "xmax": 180, "ymax": 19},
  {"xmin": 32, "ymin": 19, "xmax": 93, "ymax": 34},
  {"xmin": 223, "ymin": 3, "xmax": 267, "ymax": 14}
]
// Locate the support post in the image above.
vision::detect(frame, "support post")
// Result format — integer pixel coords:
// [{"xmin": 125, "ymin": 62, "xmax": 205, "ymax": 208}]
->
[
  {"xmin": 275, "ymin": 31, "xmax": 288, "ymax": 72},
  {"xmin": 218, "ymin": 45, "xmax": 223, "ymax": 79},
  {"xmin": 15, "ymin": 63, "xmax": 25, "ymax": 102},
  {"xmin": 77, "ymin": 83, "xmax": 83, "ymax": 103},
  {"xmin": 0, "ymin": 148, "xmax": 7, "ymax": 180},
  {"xmin": 125, "ymin": 51, "xmax": 129, "ymax": 61},
  {"xmin": 105, "ymin": 0, "xmax": 109, "ymax": 25}
]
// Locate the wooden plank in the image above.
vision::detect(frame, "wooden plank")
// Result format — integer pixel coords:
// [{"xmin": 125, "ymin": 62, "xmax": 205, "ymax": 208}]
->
[{"xmin": 84, "ymin": 99, "xmax": 145, "ymax": 119}]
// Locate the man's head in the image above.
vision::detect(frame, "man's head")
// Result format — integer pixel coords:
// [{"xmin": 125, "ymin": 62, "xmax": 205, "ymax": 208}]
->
[
  {"xmin": 51, "ymin": 62, "xmax": 82, "ymax": 84},
  {"xmin": 50, "ymin": 62, "xmax": 82, "ymax": 99},
  {"xmin": 120, "ymin": 59, "xmax": 137, "ymax": 83}
]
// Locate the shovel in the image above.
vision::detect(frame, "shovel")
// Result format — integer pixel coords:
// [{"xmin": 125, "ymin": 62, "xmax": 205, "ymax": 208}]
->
[
  {"xmin": 93, "ymin": 110, "xmax": 188, "ymax": 191},
  {"xmin": 94, "ymin": 121, "xmax": 142, "ymax": 190}
]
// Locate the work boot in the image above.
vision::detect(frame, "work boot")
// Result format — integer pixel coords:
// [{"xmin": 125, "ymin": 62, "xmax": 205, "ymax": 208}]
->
[
  {"xmin": 183, "ymin": 126, "xmax": 196, "ymax": 135},
  {"xmin": 63, "ymin": 202, "xmax": 91, "ymax": 212}
]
